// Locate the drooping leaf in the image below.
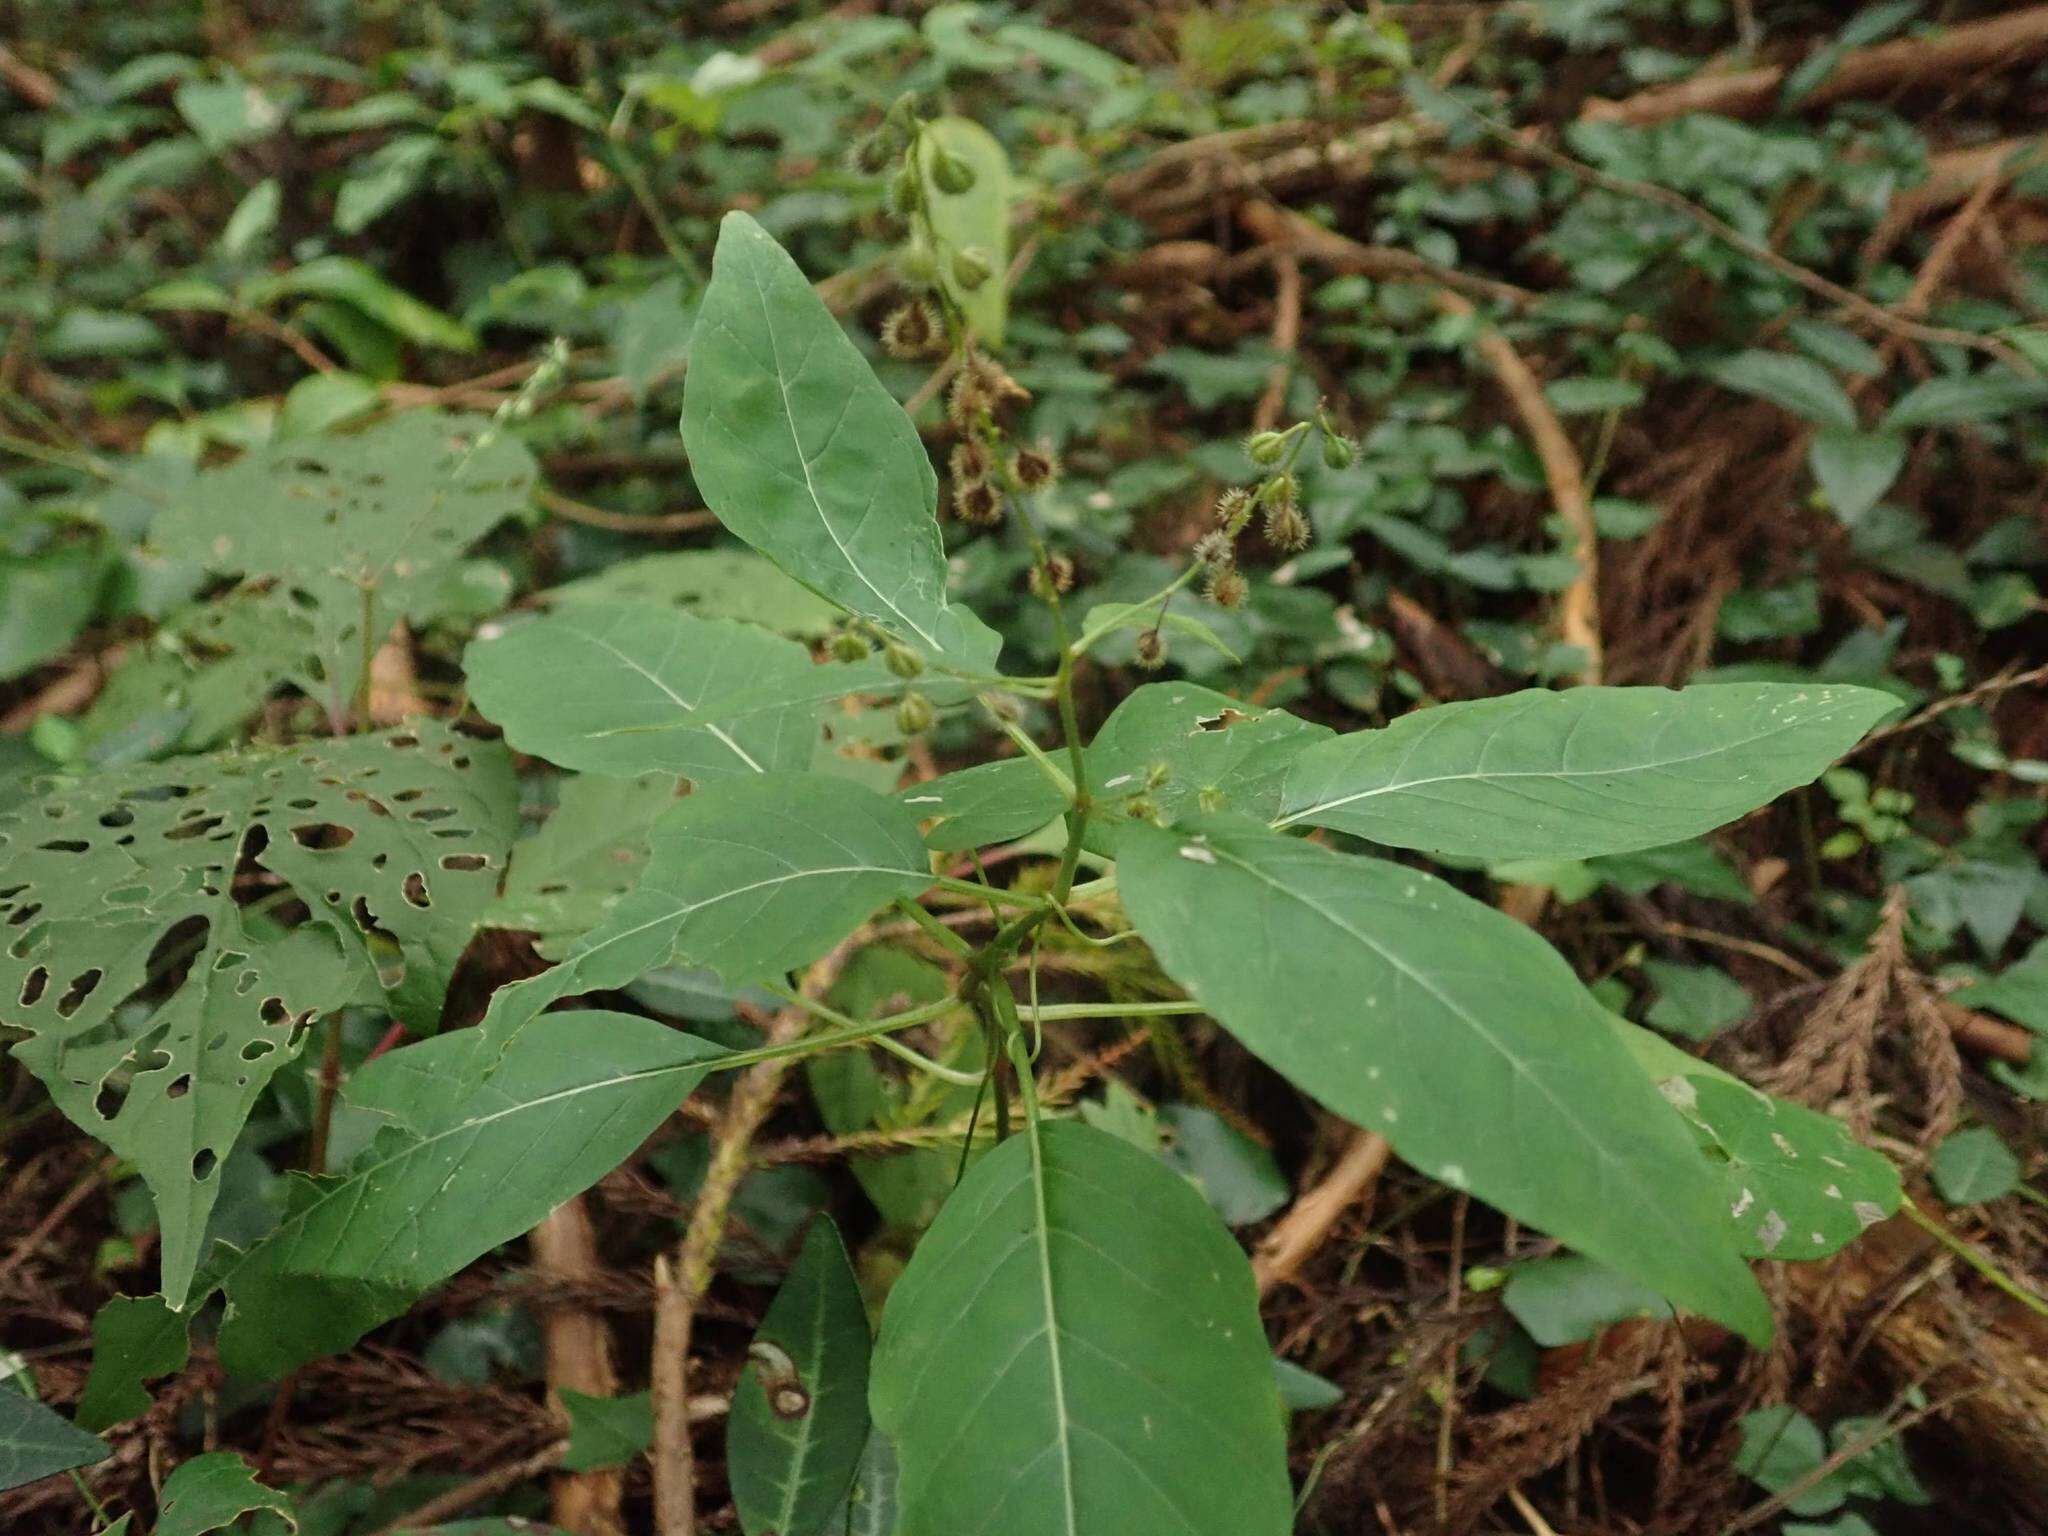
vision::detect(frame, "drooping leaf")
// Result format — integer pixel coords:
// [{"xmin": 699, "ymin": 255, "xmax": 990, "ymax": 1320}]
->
[
  {"xmin": 152, "ymin": 1451, "xmax": 296, "ymax": 1536},
  {"xmin": 729, "ymin": 1218, "xmax": 872, "ymax": 1536},
  {"xmin": 898, "ymin": 758, "xmax": 1064, "ymax": 852},
  {"xmin": 1808, "ymin": 429, "xmax": 1905, "ymax": 524},
  {"xmin": 1119, "ymin": 816, "xmax": 1771, "ymax": 1342},
  {"xmin": 1705, "ymin": 350, "xmax": 1858, "ymax": 430},
  {"xmin": 559, "ymin": 1390, "xmax": 654, "ymax": 1472},
  {"xmin": 1639, "ymin": 959, "xmax": 1752, "ymax": 1041},
  {"xmin": 0, "ymin": 722, "xmax": 516, "ymax": 1306},
  {"xmin": 1929, "ymin": 1126, "xmax": 2020, "ymax": 1205},
  {"xmin": 245, "ymin": 256, "xmax": 477, "ymax": 352},
  {"xmin": 869, "ymin": 1119, "xmax": 1293, "ymax": 1536},
  {"xmin": 1502, "ymin": 1255, "xmax": 1672, "ymax": 1346},
  {"xmin": 152, "ymin": 411, "xmax": 534, "ymax": 713},
  {"xmin": 1157, "ymin": 1104, "xmax": 1288, "ymax": 1225},
  {"xmin": 0, "ymin": 1391, "xmax": 110, "ymax": 1493},
  {"xmin": 474, "ymin": 774, "xmax": 935, "ymax": 1052},
  {"xmin": 681, "ymin": 212, "xmax": 1001, "ymax": 671},
  {"xmin": 467, "ymin": 604, "xmax": 890, "ymax": 781},
  {"xmin": 213, "ymin": 1010, "xmax": 721, "ymax": 1378},
  {"xmin": 1279, "ymin": 684, "xmax": 1896, "ymax": 861},
  {"xmin": 1883, "ymin": 371, "xmax": 2048, "ymax": 431},
  {"xmin": 78, "ymin": 1294, "xmax": 190, "ymax": 1431},
  {"xmin": 1655, "ymin": 1074, "xmax": 1899, "ymax": 1259},
  {"xmin": 916, "ymin": 116, "xmax": 1010, "ymax": 349}
]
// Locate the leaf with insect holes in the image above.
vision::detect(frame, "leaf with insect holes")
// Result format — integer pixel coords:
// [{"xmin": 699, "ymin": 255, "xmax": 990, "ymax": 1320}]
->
[
  {"xmin": 151, "ymin": 1451, "xmax": 295, "ymax": 1536},
  {"xmin": 472, "ymin": 774, "xmax": 936, "ymax": 1055},
  {"xmin": 0, "ymin": 1392, "xmax": 109, "ymax": 1493},
  {"xmin": 151, "ymin": 411, "xmax": 533, "ymax": 715},
  {"xmin": 1654, "ymin": 1074, "xmax": 1899, "ymax": 1259},
  {"xmin": 466, "ymin": 603, "xmax": 897, "ymax": 782},
  {"xmin": 1119, "ymin": 816, "xmax": 1772, "ymax": 1342},
  {"xmin": 870, "ymin": 1119, "xmax": 1293, "ymax": 1536},
  {"xmin": 917, "ymin": 116, "xmax": 1010, "ymax": 350},
  {"xmin": 0, "ymin": 721, "xmax": 515, "ymax": 1307},
  {"xmin": 1279, "ymin": 684, "xmax": 1896, "ymax": 861},
  {"xmin": 682, "ymin": 213, "xmax": 1001, "ymax": 672},
  {"xmin": 211, "ymin": 1009, "xmax": 722, "ymax": 1379},
  {"xmin": 729, "ymin": 1218, "xmax": 872, "ymax": 1536}
]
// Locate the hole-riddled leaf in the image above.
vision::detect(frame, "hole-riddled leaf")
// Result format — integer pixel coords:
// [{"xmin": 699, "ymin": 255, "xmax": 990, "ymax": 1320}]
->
[
  {"xmin": 1279, "ymin": 684, "xmax": 1896, "ymax": 861},
  {"xmin": 681, "ymin": 213, "xmax": 1001, "ymax": 671},
  {"xmin": 729, "ymin": 1217, "xmax": 872, "ymax": 1536},
  {"xmin": 1119, "ymin": 815, "xmax": 1771, "ymax": 1343},
  {"xmin": 0, "ymin": 721, "xmax": 516, "ymax": 1305},
  {"xmin": 870, "ymin": 1119, "xmax": 1292, "ymax": 1536}
]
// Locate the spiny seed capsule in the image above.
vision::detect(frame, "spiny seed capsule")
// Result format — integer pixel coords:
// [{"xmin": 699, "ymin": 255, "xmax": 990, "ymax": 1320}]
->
[
  {"xmin": 1245, "ymin": 429, "xmax": 1289, "ymax": 466},
  {"xmin": 1192, "ymin": 529, "xmax": 1236, "ymax": 570},
  {"xmin": 830, "ymin": 629, "xmax": 872, "ymax": 663},
  {"xmin": 884, "ymin": 642, "xmax": 924, "ymax": 679},
  {"xmin": 1011, "ymin": 443, "xmax": 1059, "ymax": 490},
  {"xmin": 1322, "ymin": 431, "xmax": 1357, "ymax": 470},
  {"xmin": 952, "ymin": 477, "xmax": 1002, "ymax": 525},
  {"xmin": 1134, "ymin": 629, "xmax": 1168, "ymax": 670},
  {"xmin": 852, "ymin": 132, "xmax": 896, "ymax": 174},
  {"xmin": 886, "ymin": 164, "xmax": 922, "ymax": 217},
  {"xmin": 896, "ymin": 692, "xmax": 933, "ymax": 734},
  {"xmin": 950, "ymin": 438, "xmax": 992, "ymax": 482},
  {"xmin": 880, "ymin": 300, "xmax": 942, "ymax": 360},
  {"xmin": 1263, "ymin": 497, "xmax": 1312, "ymax": 552},
  {"xmin": 1213, "ymin": 486, "xmax": 1253, "ymax": 530},
  {"xmin": 1205, "ymin": 565, "xmax": 1249, "ymax": 609},
  {"xmin": 931, "ymin": 150, "xmax": 976, "ymax": 195},
  {"xmin": 1028, "ymin": 553, "xmax": 1075, "ymax": 599},
  {"xmin": 950, "ymin": 247, "xmax": 993, "ymax": 291},
  {"xmin": 897, "ymin": 244, "xmax": 940, "ymax": 289}
]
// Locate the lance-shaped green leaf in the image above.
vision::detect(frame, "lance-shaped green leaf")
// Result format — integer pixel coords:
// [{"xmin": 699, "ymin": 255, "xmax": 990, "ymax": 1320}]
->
[
  {"xmin": 467, "ymin": 604, "xmax": 892, "ymax": 781},
  {"xmin": 870, "ymin": 1119, "xmax": 1292, "ymax": 1536},
  {"xmin": 1119, "ymin": 817, "xmax": 1771, "ymax": 1342},
  {"xmin": 833, "ymin": 1432, "xmax": 901, "ymax": 1536},
  {"xmin": 1279, "ymin": 684, "xmax": 1896, "ymax": 861},
  {"xmin": 917, "ymin": 116, "xmax": 1010, "ymax": 350},
  {"xmin": 729, "ymin": 1218, "xmax": 872, "ymax": 1536},
  {"xmin": 213, "ymin": 1009, "xmax": 721, "ymax": 1379},
  {"xmin": 152, "ymin": 411, "xmax": 534, "ymax": 714},
  {"xmin": 681, "ymin": 212, "xmax": 1000, "ymax": 671},
  {"xmin": 899, "ymin": 758, "xmax": 1064, "ymax": 852},
  {"xmin": 0, "ymin": 722, "xmax": 516, "ymax": 1307},
  {"xmin": 475, "ymin": 774, "xmax": 935, "ymax": 1053},
  {"xmin": 0, "ymin": 1392, "xmax": 110, "ymax": 1493}
]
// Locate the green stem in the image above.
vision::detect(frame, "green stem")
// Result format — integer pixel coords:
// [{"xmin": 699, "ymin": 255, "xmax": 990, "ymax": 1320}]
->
[
  {"xmin": 1903, "ymin": 1198, "xmax": 2048, "ymax": 1319},
  {"xmin": 1065, "ymin": 564, "xmax": 1198, "ymax": 661},
  {"xmin": 709, "ymin": 995, "xmax": 962, "ymax": 1075},
  {"xmin": 1027, "ymin": 1000, "xmax": 1206, "ymax": 1021}
]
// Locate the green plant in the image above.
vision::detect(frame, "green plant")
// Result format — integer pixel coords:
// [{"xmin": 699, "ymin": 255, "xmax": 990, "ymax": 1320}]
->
[{"xmin": 4, "ymin": 198, "xmax": 1912, "ymax": 1532}]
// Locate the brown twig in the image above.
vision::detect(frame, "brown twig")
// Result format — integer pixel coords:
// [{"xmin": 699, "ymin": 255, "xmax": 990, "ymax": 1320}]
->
[
  {"xmin": 531, "ymin": 1197, "xmax": 624, "ymax": 1535},
  {"xmin": 650, "ymin": 939, "xmax": 860, "ymax": 1536},
  {"xmin": 1252, "ymin": 1127, "xmax": 1392, "ymax": 1296},
  {"xmin": 1252, "ymin": 254, "xmax": 1302, "ymax": 432},
  {"xmin": 373, "ymin": 1441, "xmax": 569, "ymax": 1533},
  {"xmin": 536, "ymin": 488, "xmax": 718, "ymax": 536}
]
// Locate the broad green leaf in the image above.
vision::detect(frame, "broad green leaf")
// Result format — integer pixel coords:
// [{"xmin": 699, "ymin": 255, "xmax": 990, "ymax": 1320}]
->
[
  {"xmin": 153, "ymin": 1451, "xmax": 296, "ymax": 1536},
  {"xmin": 475, "ymin": 774, "xmax": 934, "ymax": 1051},
  {"xmin": 917, "ymin": 116, "xmax": 1009, "ymax": 349},
  {"xmin": 1502, "ymin": 1255, "xmax": 1672, "ymax": 1346},
  {"xmin": 1929, "ymin": 1125, "xmax": 2020, "ymax": 1205},
  {"xmin": 0, "ymin": 540, "xmax": 110, "ymax": 683},
  {"xmin": 1884, "ymin": 371, "xmax": 2048, "ymax": 431},
  {"xmin": 245, "ymin": 256, "xmax": 478, "ymax": 351},
  {"xmin": 214, "ymin": 1010, "xmax": 721, "ymax": 1378},
  {"xmin": 1270, "ymin": 1358, "xmax": 1343, "ymax": 1413},
  {"xmin": 1157, "ymin": 1104, "xmax": 1287, "ymax": 1225},
  {"xmin": 467, "ymin": 605, "xmax": 880, "ymax": 780},
  {"xmin": 153, "ymin": 412, "xmax": 533, "ymax": 713},
  {"xmin": 1119, "ymin": 817, "xmax": 1771, "ymax": 1342},
  {"xmin": 1639, "ymin": 959, "xmax": 1751, "ymax": 1041},
  {"xmin": 610, "ymin": 277, "xmax": 697, "ymax": 404},
  {"xmin": 899, "ymin": 758, "xmax": 1064, "ymax": 852},
  {"xmin": 870, "ymin": 1119, "xmax": 1292, "ymax": 1536},
  {"xmin": 729, "ymin": 1218, "xmax": 872, "ymax": 1536},
  {"xmin": 1279, "ymin": 684, "xmax": 1896, "ymax": 861},
  {"xmin": 681, "ymin": 212, "xmax": 1000, "ymax": 671},
  {"xmin": 0, "ymin": 1391, "xmax": 110, "ymax": 1493},
  {"xmin": 559, "ymin": 1390, "xmax": 654, "ymax": 1472},
  {"xmin": 545, "ymin": 550, "xmax": 840, "ymax": 639},
  {"xmin": 483, "ymin": 773, "xmax": 675, "ymax": 956},
  {"xmin": 1734, "ymin": 1408, "xmax": 1849, "ymax": 1516},
  {"xmin": 0, "ymin": 722, "xmax": 515, "ymax": 1306},
  {"xmin": 1706, "ymin": 350, "xmax": 1857, "ymax": 430},
  {"xmin": 1659, "ymin": 1075, "xmax": 1899, "ymax": 1259},
  {"xmin": 174, "ymin": 78, "xmax": 283, "ymax": 150},
  {"xmin": 1808, "ymin": 429, "xmax": 1905, "ymax": 524},
  {"xmin": 78, "ymin": 1294, "xmax": 190, "ymax": 1431}
]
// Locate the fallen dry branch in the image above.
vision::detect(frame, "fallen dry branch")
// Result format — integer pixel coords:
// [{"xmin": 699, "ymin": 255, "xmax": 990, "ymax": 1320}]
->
[
  {"xmin": 1583, "ymin": 7, "xmax": 2048, "ymax": 127},
  {"xmin": 1253, "ymin": 1127, "xmax": 1393, "ymax": 1296},
  {"xmin": 531, "ymin": 1197, "xmax": 624, "ymax": 1535}
]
